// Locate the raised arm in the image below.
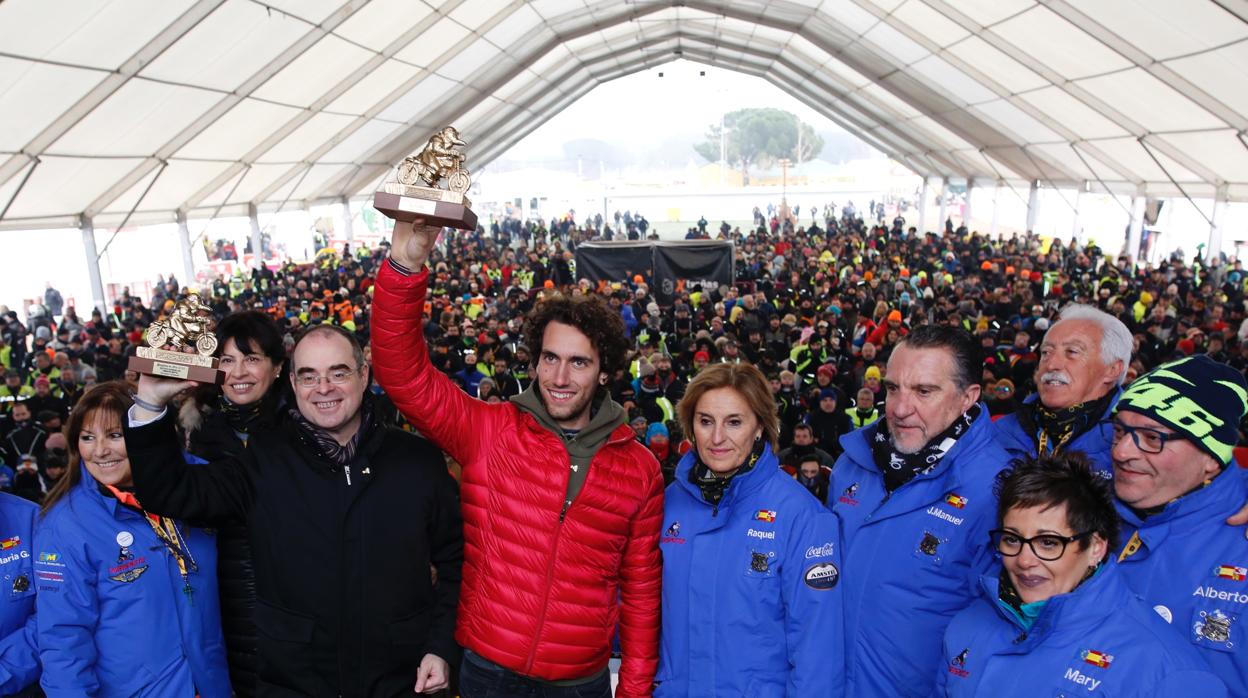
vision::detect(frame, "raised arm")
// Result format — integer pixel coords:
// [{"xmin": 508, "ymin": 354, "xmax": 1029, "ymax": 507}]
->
[
  {"xmin": 124, "ymin": 373, "xmax": 253, "ymax": 523},
  {"xmin": 369, "ymin": 220, "xmax": 491, "ymax": 467}
]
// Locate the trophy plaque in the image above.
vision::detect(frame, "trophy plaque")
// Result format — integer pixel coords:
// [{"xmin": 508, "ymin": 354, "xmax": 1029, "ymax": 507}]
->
[
  {"xmin": 127, "ymin": 290, "xmax": 224, "ymax": 385},
  {"xmin": 373, "ymin": 126, "xmax": 478, "ymax": 231}
]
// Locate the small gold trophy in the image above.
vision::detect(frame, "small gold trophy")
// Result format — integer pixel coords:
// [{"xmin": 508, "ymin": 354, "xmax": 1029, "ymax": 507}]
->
[
  {"xmin": 127, "ymin": 290, "xmax": 225, "ymax": 384},
  {"xmin": 373, "ymin": 126, "xmax": 478, "ymax": 230}
]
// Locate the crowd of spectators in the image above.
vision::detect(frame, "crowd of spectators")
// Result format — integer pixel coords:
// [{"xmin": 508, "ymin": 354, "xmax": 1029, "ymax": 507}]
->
[{"xmin": 3, "ymin": 201, "xmax": 1245, "ymax": 504}]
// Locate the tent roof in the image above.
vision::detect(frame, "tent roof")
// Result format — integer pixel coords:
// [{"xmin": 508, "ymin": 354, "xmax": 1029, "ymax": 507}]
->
[{"xmin": 3, "ymin": 0, "xmax": 1247, "ymax": 230}]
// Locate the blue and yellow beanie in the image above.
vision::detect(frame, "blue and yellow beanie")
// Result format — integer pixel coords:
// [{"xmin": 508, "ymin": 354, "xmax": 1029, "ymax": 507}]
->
[{"xmin": 1115, "ymin": 355, "xmax": 1248, "ymax": 466}]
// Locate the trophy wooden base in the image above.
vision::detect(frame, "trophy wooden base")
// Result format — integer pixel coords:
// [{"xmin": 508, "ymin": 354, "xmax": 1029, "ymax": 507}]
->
[
  {"xmin": 374, "ymin": 191, "xmax": 477, "ymax": 231},
  {"xmin": 129, "ymin": 348, "xmax": 224, "ymax": 385}
]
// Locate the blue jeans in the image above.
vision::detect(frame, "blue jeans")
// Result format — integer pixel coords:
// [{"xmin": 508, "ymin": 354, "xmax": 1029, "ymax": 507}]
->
[{"xmin": 459, "ymin": 650, "xmax": 612, "ymax": 698}]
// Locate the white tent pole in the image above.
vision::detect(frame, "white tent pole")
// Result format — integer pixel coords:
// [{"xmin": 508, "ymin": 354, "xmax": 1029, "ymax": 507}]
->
[
  {"xmin": 176, "ymin": 210, "xmax": 196, "ymax": 287},
  {"xmin": 1210, "ymin": 184, "xmax": 1229, "ymax": 263},
  {"xmin": 937, "ymin": 177, "xmax": 948, "ymax": 232},
  {"xmin": 80, "ymin": 217, "xmax": 107, "ymax": 314},
  {"xmin": 1072, "ymin": 182, "xmax": 1085, "ymax": 244},
  {"xmin": 918, "ymin": 177, "xmax": 930, "ymax": 234},
  {"xmin": 991, "ymin": 181, "xmax": 1001, "ymax": 239},
  {"xmin": 1026, "ymin": 180, "xmax": 1040, "ymax": 232},
  {"xmin": 339, "ymin": 195, "xmax": 355, "ymax": 245},
  {"xmin": 1127, "ymin": 193, "xmax": 1146, "ymax": 265},
  {"xmin": 248, "ymin": 203, "xmax": 263, "ymax": 271},
  {"xmin": 964, "ymin": 177, "xmax": 974, "ymax": 231}
]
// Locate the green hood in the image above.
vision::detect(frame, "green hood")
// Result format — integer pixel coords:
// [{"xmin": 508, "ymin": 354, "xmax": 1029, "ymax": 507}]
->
[
  {"xmin": 512, "ymin": 384, "xmax": 626, "ymax": 456},
  {"xmin": 512, "ymin": 383, "xmax": 627, "ymax": 510}
]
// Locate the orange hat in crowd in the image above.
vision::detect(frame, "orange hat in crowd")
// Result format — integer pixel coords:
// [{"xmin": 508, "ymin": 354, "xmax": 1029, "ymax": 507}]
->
[
  {"xmin": 887, "ymin": 310, "xmax": 902, "ymax": 322},
  {"xmin": 544, "ymin": 280, "xmax": 555, "ymax": 289},
  {"xmin": 980, "ymin": 261, "xmax": 993, "ymax": 271}
]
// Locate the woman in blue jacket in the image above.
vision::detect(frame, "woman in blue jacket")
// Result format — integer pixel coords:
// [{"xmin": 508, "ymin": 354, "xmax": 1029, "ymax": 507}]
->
[
  {"xmin": 33, "ymin": 382, "xmax": 229, "ymax": 698},
  {"xmin": 936, "ymin": 452, "xmax": 1225, "ymax": 697},
  {"xmin": 656, "ymin": 362, "xmax": 844, "ymax": 697}
]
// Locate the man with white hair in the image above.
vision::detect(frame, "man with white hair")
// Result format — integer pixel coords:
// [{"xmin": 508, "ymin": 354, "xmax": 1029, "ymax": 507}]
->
[{"xmin": 996, "ymin": 304, "xmax": 1132, "ymax": 476}]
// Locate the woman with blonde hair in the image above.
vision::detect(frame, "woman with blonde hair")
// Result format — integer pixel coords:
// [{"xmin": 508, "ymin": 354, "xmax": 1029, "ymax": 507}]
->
[{"xmin": 655, "ymin": 362, "xmax": 845, "ymax": 696}]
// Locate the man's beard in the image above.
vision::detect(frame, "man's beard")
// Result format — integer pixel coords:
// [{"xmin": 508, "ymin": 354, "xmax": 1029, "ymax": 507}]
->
[{"xmin": 890, "ymin": 434, "xmax": 924, "ymax": 455}]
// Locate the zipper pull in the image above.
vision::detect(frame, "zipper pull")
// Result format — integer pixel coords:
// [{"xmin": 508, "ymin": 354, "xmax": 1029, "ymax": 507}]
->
[{"xmin": 344, "ymin": 465, "xmax": 352, "ymax": 486}]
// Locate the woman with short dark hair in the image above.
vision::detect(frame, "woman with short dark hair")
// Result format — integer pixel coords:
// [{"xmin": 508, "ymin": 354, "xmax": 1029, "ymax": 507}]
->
[{"xmin": 935, "ymin": 453, "xmax": 1226, "ymax": 696}]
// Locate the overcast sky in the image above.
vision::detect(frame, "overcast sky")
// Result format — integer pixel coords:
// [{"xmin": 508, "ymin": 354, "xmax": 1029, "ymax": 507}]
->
[{"xmin": 498, "ymin": 58, "xmax": 866, "ymax": 161}]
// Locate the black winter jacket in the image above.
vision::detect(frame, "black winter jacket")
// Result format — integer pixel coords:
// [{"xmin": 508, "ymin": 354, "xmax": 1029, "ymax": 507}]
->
[
  {"xmin": 186, "ymin": 407, "xmax": 262, "ymax": 696},
  {"xmin": 127, "ymin": 410, "xmax": 463, "ymax": 697}
]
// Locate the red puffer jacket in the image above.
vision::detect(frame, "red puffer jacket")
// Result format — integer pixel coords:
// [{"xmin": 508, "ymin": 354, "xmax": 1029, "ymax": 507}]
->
[{"xmin": 371, "ymin": 262, "xmax": 662, "ymax": 697}]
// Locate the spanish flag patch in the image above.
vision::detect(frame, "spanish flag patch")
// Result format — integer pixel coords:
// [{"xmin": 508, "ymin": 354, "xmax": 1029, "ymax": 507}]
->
[
  {"xmin": 1215, "ymin": 565, "xmax": 1247, "ymax": 581},
  {"xmin": 1081, "ymin": 649, "xmax": 1113, "ymax": 669}
]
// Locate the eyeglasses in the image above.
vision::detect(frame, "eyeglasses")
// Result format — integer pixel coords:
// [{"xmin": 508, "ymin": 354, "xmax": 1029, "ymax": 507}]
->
[
  {"xmin": 989, "ymin": 529, "xmax": 1091, "ymax": 561},
  {"xmin": 294, "ymin": 366, "xmax": 361, "ymax": 389},
  {"xmin": 1111, "ymin": 420, "xmax": 1189, "ymax": 454}
]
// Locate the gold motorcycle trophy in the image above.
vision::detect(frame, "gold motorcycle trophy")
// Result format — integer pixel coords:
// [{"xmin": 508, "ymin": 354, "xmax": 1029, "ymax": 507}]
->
[
  {"xmin": 127, "ymin": 290, "xmax": 225, "ymax": 385},
  {"xmin": 373, "ymin": 125, "xmax": 478, "ymax": 231}
]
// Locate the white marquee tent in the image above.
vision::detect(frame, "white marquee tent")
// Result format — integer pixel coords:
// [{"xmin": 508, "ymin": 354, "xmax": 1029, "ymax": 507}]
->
[{"xmin": 2, "ymin": 0, "xmax": 1247, "ymax": 306}]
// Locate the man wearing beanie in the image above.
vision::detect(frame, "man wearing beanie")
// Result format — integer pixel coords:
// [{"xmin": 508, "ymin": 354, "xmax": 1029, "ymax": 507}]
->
[
  {"xmin": 808, "ymin": 387, "xmax": 850, "ymax": 456},
  {"xmin": 1111, "ymin": 355, "xmax": 1248, "ymax": 694}
]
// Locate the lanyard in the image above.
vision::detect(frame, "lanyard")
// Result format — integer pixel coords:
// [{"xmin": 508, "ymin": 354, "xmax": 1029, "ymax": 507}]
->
[
  {"xmin": 1117, "ymin": 531, "xmax": 1144, "ymax": 563},
  {"xmin": 108, "ymin": 486, "xmax": 199, "ymax": 603}
]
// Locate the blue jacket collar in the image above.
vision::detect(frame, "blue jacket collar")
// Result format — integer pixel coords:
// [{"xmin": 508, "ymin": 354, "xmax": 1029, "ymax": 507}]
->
[
  {"xmin": 74, "ymin": 461, "xmax": 129, "ymax": 518},
  {"xmin": 673, "ymin": 442, "xmax": 779, "ymax": 508},
  {"xmin": 1117, "ymin": 462, "xmax": 1247, "ymax": 533},
  {"xmin": 981, "ymin": 562, "xmax": 1122, "ymax": 644},
  {"xmin": 1018, "ymin": 387, "xmax": 1121, "ymax": 414}
]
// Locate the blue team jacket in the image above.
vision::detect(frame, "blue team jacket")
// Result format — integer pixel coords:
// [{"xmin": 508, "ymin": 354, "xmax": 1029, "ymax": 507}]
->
[
  {"xmin": 994, "ymin": 390, "xmax": 1120, "ymax": 477},
  {"xmin": 33, "ymin": 464, "xmax": 230, "ymax": 698},
  {"xmin": 0, "ymin": 492, "xmax": 40, "ymax": 693},
  {"xmin": 1114, "ymin": 464, "xmax": 1248, "ymax": 698},
  {"xmin": 829, "ymin": 405, "xmax": 1006, "ymax": 698},
  {"xmin": 656, "ymin": 444, "xmax": 846, "ymax": 697},
  {"xmin": 937, "ymin": 563, "xmax": 1226, "ymax": 697}
]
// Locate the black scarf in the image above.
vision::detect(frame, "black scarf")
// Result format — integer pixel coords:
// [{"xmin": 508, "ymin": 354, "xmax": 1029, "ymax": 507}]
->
[
  {"xmin": 1019, "ymin": 390, "xmax": 1115, "ymax": 455},
  {"xmin": 871, "ymin": 404, "xmax": 981, "ymax": 492},
  {"xmin": 689, "ymin": 438, "xmax": 765, "ymax": 506},
  {"xmin": 997, "ymin": 566, "xmax": 1028, "ymax": 615},
  {"xmin": 288, "ymin": 395, "xmax": 374, "ymax": 467},
  {"xmin": 218, "ymin": 394, "xmax": 266, "ymax": 434}
]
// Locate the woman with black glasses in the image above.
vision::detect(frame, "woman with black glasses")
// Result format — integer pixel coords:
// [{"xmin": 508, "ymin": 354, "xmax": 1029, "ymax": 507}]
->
[{"xmin": 933, "ymin": 452, "xmax": 1226, "ymax": 696}]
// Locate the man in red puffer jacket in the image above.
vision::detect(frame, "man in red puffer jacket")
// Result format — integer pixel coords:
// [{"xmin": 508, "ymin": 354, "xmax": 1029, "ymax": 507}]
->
[{"xmin": 370, "ymin": 219, "xmax": 662, "ymax": 698}]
